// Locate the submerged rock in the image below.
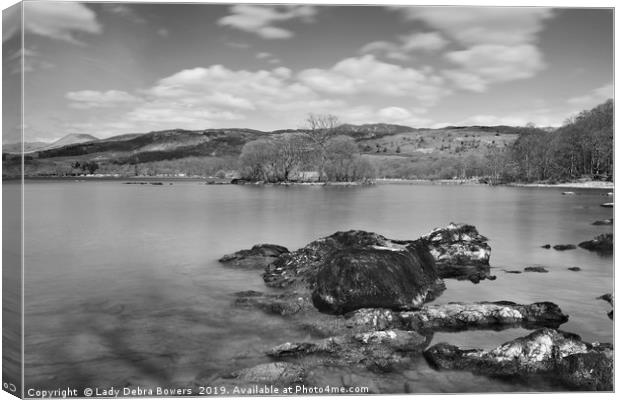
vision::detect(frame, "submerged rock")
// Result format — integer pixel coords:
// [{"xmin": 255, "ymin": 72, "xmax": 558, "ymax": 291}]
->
[
  {"xmin": 578, "ymin": 233, "xmax": 613, "ymax": 254},
  {"xmin": 268, "ymin": 329, "xmax": 429, "ymax": 372},
  {"xmin": 504, "ymin": 270, "xmax": 522, "ymax": 274},
  {"xmin": 524, "ymin": 266, "xmax": 548, "ymax": 273},
  {"xmin": 346, "ymin": 301, "xmax": 568, "ymax": 333},
  {"xmin": 424, "ymin": 328, "xmax": 613, "ymax": 391},
  {"xmin": 420, "ymin": 223, "xmax": 494, "ymax": 282},
  {"xmin": 233, "ymin": 290, "xmax": 313, "ymax": 316},
  {"xmin": 263, "ymin": 230, "xmax": 445, "ymax": 314},
  {"xmin": 553, "ymin": 244, "xmax": 576, "ymax": 251},
  {"xmin": 226, "ymin": 362, "xmax": 304, "ymax": 385},
  {"xmin": 592, "ymin": 218, "xmax": 613, "ymax": 226},
  {"xmin": 219, "ymin": 244, "xmax": 289, "ymax": 269}
]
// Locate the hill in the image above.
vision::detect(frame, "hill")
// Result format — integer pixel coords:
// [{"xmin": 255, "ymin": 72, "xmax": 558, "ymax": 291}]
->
[
  {"xmin": 2, "ymin": 141, "xmax": 49, "ymax": 153},
  {"xmin": 3, "ymin": 133, "xmax": 99, "ymax": 154},
  {"xmin": 3, "ymin": 124, "xmax": 523, "ymax": 178}
]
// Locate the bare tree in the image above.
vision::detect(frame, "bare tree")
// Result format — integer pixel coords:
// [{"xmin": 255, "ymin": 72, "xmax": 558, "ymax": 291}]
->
[{"xmin": 303, "ymin": 113, "xmax": 340, "ymax": 181}]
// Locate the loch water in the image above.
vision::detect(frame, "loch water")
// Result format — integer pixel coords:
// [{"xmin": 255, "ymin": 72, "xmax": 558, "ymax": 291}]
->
[{"xmin": 9, "ymin": 180, "xmax": 613, "ymax": 393}]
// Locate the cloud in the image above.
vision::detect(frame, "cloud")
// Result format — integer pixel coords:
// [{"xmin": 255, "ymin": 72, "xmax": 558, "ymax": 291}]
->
[
  {"xmin": 396, "ymin": 7, "xmax": 554, "ymax": 46},
  {"xmin": 218, "ymin": 5, "xmax": 316, "ymax": 39},
  {"xmin": 102, "ymin": 4, "xmax": 146, "ymax": 24},
  {"xmin": 392, "ymin": 7, "xmax": 554, "ymax": 92},
  {"xmin": 65, "ymin": 56, "xmax": 452, "ymax": 134},
  {"xmin": 157, "ymin": 28, "xmax": 169, "ymax": 38},
  {"xmin": 361, "ymin": 31, "xmax": 448, "ymax": 60},
  {"xmin": 443, "ymin": 44, "xmax": 546, "ymax": 91},
  {"xmin": 66, "ymin": 90, "xmax": 143, "ymax": 109},
  {"xmin": 256, "ymin": 52, "xmax": 281, "ymax": 64},
  {"xmin": 23, "ymin": 2, "xmax": 102, "ymax": 44},
  {"xmin": 335, "ymin": 105, "xmax": 431, "ymax": 127},
  {"xmin": 567, "ymin": 83, "xmax": 613, "ymax": 107},
  {"xmin": 297, "ymin": 55, "xmax": 449, "ymax": 103},
  {"xmin": 401, "ymin": 32, "xmax": 449, "ymax": 51},
  {"xmin": 7, "ymin": 48, "xmax": 55, "ymax": 74}
]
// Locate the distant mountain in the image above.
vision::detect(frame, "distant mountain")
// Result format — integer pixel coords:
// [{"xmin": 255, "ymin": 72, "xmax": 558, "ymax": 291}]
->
[
  {"xmin": 2, "ymin": 141, "xmax": 49, "ymax": 153},
  {"xmin": 335, "ymin": 123, "xmax": 418, "ymax": 139},
  {"xmin": 3, "ymin": 133, "xmax": 99, "ymax": 154},
  {"xmin": 34, "ymin": 128, "xmax": 267, "ymax": 163},
  {"xmin": 39, "ymin": 134, "xmax": 99, "ymax": 151}
]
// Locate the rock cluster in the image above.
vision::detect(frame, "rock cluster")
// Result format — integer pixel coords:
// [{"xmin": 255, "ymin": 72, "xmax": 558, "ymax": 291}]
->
[{"xmin": 216, "ymin": 223, "xmax": 613, "ymax": 392}]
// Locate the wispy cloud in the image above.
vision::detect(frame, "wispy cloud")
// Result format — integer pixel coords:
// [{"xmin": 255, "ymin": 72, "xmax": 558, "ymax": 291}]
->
[
  {"xmin": 361, "ymin": 31, "xmax": 449, "ymax": 60},
  {"xmin": 102, "ymin": 4, "xmax": 146, "ymax": 24},
  {"xmin": 567, "ymin": 83, "xmax": 613, "ymax": 107},
  {"xmin": 7, "ymin": 48, "xmax": 56, "ymax": 74},
  {"xmin": 22, "ymin": 2, "xmax": 102, "ymax": 44},
  {"xmin": 218, "ymin": 5, "xmax": 317, "ymax": 39},
  {"xmin": 66, "ymin": 90, "xmax": 142, "ymax": 109}
]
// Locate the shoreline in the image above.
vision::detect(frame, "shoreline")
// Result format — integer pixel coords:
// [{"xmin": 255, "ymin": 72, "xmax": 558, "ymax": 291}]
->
[
  {"xmin": 6, "ymin": 175, "xmax": 615, "ymax": 190},
  {"xmin": 506, "ymin": 181, "xmax": 614, "ymax": 189}
]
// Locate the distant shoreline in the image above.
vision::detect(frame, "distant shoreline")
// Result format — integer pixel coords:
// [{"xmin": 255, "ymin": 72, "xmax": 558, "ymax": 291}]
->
[{"xmin": 5, "ymin": 176, "xmax": 614, "ymax": 190}]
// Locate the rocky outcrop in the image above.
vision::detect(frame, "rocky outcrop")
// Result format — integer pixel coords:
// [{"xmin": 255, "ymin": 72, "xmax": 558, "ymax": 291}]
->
[
  {"xmin": 592, "ymin": 218, "xmax": 613, "ymax": 226},
  {"xmin": 219, "ymin": 244, "xmax": 289, "ymax": 269},
  {"xmin": 597, "ymin": 293, "xmax": 613, "ymax": 319},
  {"xmin": 346, "ymin": 301, "xmax": 568, "ymax": 333},
  {"xmin": 420, "ymin": 223, "xmax": 494, "ymax": 282},
  {"xmin": 553, "ymin": 244, "xmax": 576, "ymax": 251},
  {"xmin": 424, "ymin": 328, "xmax": 613, "ymax": 391},
  {"xmin": 263, "ymin": 230, "xmax": 445, "ymax": 314},
  {"xmin": 267, "ymin": 329, "xmax": 429, "ymax": 372},
  {"xmin": 578, "ymin": 233, "xmax": 613, "ymax": 254}
]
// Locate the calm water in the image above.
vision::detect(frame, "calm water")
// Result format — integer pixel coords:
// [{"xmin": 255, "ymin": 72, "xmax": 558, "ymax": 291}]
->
[{"xmin": 11, "ymin": 180, "xmax": 614, "ymax": 393}]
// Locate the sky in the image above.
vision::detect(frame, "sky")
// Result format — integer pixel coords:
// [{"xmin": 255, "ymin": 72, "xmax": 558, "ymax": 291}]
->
[{"xmin": 1, "ymin": 1, "xmax": 615, "ymax": 142}]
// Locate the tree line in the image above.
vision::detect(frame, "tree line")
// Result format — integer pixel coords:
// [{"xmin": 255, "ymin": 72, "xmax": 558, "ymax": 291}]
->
[
  {"xmin": 238, "ymin": 114, "xmax": 375, "ymax": 183},
  {"xmin": 497, "ymin": 99, "xmax": 613, "ymax": 183}
]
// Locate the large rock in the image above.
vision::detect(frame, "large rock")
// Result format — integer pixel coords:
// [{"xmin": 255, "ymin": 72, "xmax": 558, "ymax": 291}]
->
[
  {"xmin": 424, "ymin": 328, "xmax": 613, "ymax": 391},
  {"xmin": 263, "ymin": 230, "xmax": 445, "ymax": 315},
  {"xmin": 219, "ymin": 244, "xmax": 289, "ymax": 269},
  {"xmin": 578, "ymin": 233, "xmax": 613, "ymax": 254},
  {"xmin": 267, "ymin": 329, "xmax": 429, "ymax": 372},
  {"xmin": 346, "ymin": 301, "xmax": 568, "ymax": 333},
  {"xmin": 420, "ymin": 223, "xmax": 494, "ymax": 282}
]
